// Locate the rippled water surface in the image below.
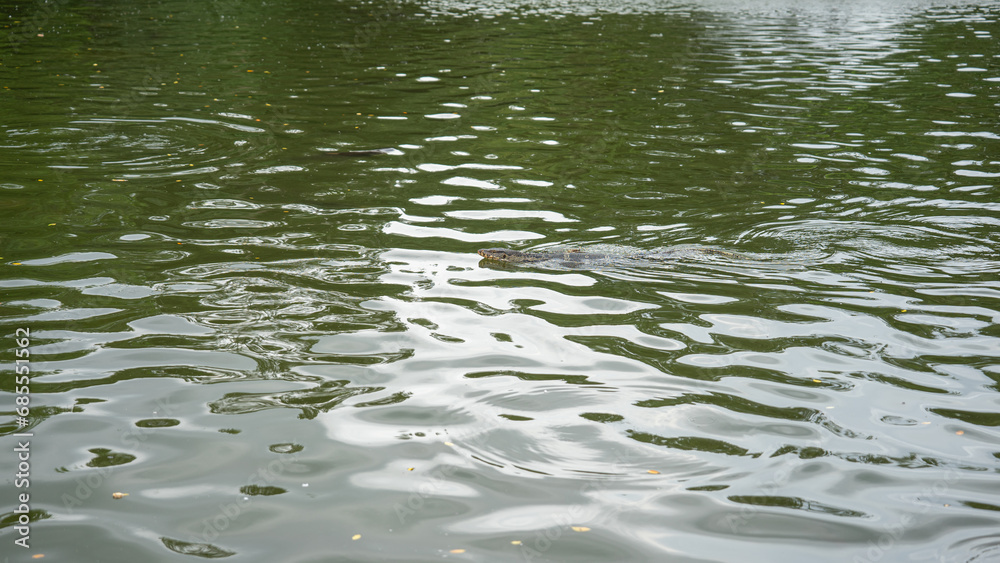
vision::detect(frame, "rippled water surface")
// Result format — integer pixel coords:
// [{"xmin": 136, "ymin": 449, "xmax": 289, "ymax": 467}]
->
[{"xmin": 2, "ymin": 0, "xmax": 999, "ymax": 561}]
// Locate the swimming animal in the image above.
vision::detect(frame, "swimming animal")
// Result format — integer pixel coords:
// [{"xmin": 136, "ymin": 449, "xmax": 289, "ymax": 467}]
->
[
  {"xmin": 477, "ymin": 247, "xmax": 747, "ymax": 266},
  {"xmin": 322, "ymin": 148, "xmax": 396, "ymax": 157}
]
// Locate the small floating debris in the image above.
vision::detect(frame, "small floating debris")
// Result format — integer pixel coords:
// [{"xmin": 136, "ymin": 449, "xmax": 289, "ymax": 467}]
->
[{"xmin": 112, "ymin": 492, "xmax": 129, "ymax": 499}]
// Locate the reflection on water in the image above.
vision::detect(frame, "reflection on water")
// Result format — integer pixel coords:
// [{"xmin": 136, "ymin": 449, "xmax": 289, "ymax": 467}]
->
[{"xmin": 1, "ymin": 0, "xmax": 999, "ymax": 562}]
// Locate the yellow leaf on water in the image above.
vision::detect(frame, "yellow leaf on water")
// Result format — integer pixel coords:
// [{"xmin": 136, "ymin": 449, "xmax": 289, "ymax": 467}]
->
[
  {"xmin": 571, "ymin": 526, "xmax": 590, "ymax": 532},
  {"xmin": 647, "ymin": 470, "xmax": 660, "ymax": 474},
  {"xmin": 511, "ymin": 540, "xmax": 522, "ymax": 545},
  {"xmin": 351, "ymin": 534, "xmax": 361, "ymax": 541},
  {"xmin": 450, "ymin": 549, "xmax": 466, "ymax": 554}
]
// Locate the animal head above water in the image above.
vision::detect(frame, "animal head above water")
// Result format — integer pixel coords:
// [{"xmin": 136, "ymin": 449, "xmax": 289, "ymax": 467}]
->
[{"xmin": 477, "ymin": 248, "xmax": 544, "ymax": 263}]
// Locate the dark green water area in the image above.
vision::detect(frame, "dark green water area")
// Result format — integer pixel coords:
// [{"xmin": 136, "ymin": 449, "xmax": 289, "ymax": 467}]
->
[{"xmin": 1, "ymin": 0, "xmax": 999, "ymax": 561}]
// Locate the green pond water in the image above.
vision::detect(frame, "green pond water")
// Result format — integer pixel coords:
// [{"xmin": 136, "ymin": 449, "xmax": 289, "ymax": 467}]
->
[{"xmin": 1, "ymin": 0, "xmax": 999, "ymax": 561}]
